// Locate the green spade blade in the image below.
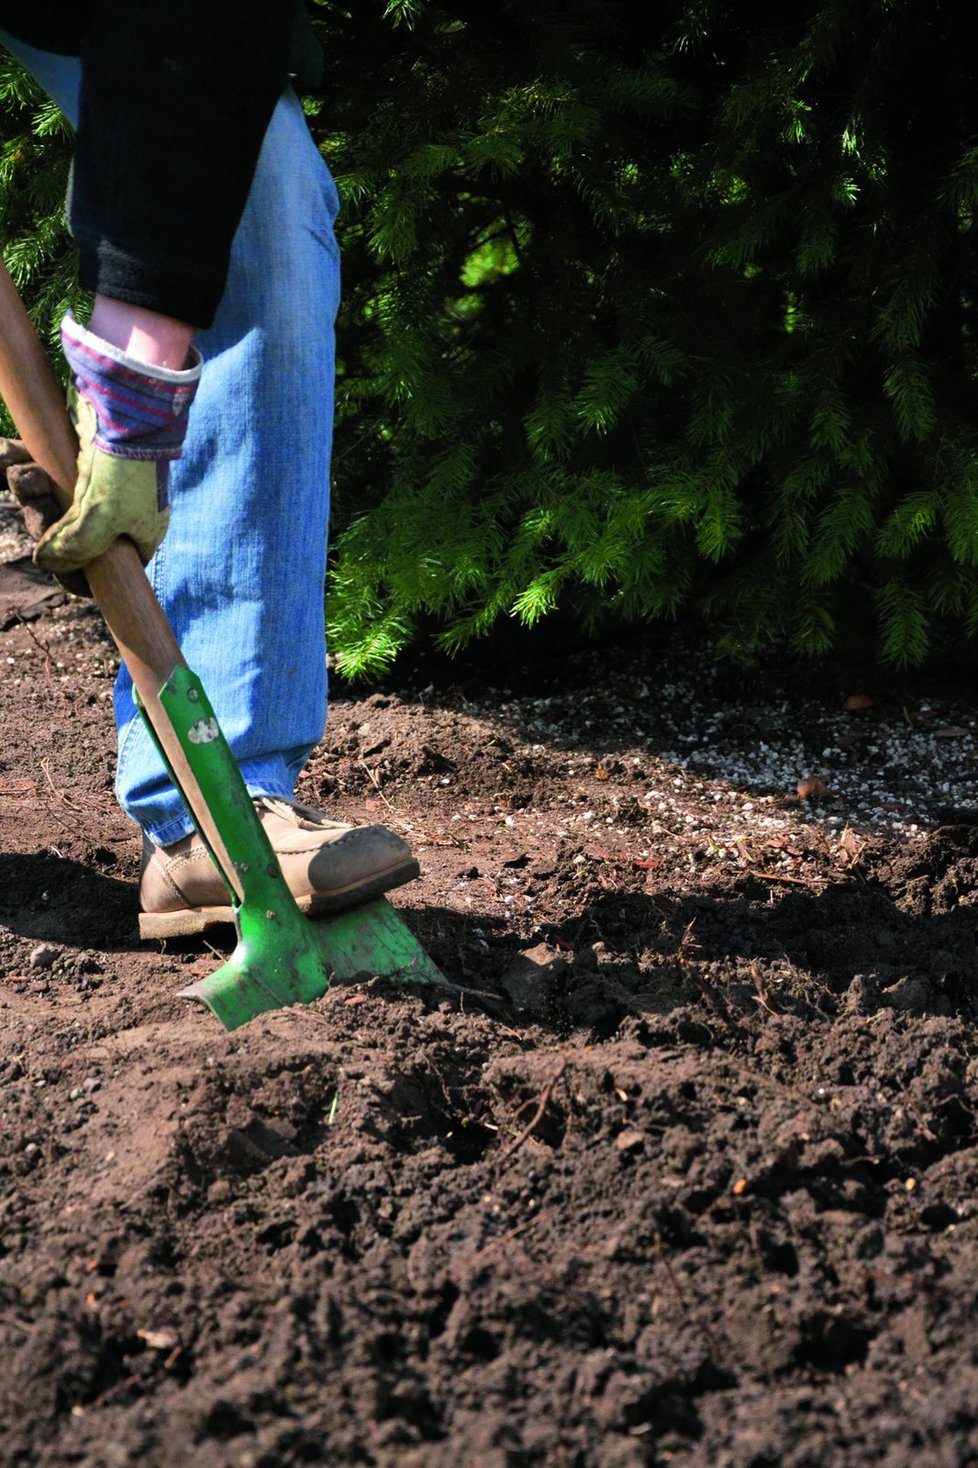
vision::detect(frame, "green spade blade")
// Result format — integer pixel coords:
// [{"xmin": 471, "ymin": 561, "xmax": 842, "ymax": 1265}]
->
[
  {"xmin": 177, "ymin": 895, "xmax": 443, "ymax": 1030},
  {"xmin": 137, "ymin": 665, "xmax": 444, "ymax": 1030}
]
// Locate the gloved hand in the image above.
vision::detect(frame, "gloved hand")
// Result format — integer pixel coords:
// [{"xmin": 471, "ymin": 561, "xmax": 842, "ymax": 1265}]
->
[{"xmin": 31, "ymin": 312, "xmax": 202, "ymax": 576}]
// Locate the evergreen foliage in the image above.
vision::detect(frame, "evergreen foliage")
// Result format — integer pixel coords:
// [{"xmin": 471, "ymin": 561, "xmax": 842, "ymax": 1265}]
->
[
  {"xmin": 306, "ymin": 0, "xmax": 978, "ymax": 671},
  {"xmin": 0, "ymin": 51, "xmax": 80, "ymax": 434},
  {"xmin": 4, "ymin": 3, "xmax": 978, "ymax": 669}
]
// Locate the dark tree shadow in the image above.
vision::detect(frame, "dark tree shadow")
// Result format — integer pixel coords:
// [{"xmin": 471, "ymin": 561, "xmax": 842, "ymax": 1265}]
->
[
  {"xmin": 403, "ymin": 856, "xmax": 978, "ymax": 1040},
  {"xmin": 0, "ymin": 852, "xmax": 138, "ymax": 948}
]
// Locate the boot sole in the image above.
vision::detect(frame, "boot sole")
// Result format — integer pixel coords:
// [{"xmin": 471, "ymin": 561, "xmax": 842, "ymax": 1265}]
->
[{"xmin": 138, "ymin": 859, "xmax": 421, "ymax": 941}]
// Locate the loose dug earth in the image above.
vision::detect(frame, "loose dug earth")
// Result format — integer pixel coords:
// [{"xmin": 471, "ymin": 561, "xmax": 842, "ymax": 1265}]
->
[{"xmin": 3, "ymin": 593, "xmax": 978, "ymax": 1467}]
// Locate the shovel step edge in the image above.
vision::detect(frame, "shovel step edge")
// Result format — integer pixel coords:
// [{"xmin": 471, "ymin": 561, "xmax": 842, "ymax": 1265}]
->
[{"xmin": 177, "ymin": 896, "xmax": 445, "ymax": 1030}]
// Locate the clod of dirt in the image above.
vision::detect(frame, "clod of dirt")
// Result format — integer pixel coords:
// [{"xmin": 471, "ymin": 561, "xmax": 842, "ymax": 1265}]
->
[
  {"xmin": 880, "ymin": 973, "xmax": 932, "ymax": 1013},
  {"xmin": 498, "ymin": 942, "xmax": 569, "ymax": 1013}
]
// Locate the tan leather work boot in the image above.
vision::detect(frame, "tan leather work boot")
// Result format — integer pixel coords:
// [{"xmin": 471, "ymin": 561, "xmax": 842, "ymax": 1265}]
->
[{"xmin": 139, "ymin": 795, "xmax": 420, "ymax": 939}]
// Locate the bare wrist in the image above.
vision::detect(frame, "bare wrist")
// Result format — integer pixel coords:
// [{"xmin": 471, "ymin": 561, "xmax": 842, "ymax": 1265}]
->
[{"xmin": 89, "ymin": 296, "xmax": 196, "ymax": 371}]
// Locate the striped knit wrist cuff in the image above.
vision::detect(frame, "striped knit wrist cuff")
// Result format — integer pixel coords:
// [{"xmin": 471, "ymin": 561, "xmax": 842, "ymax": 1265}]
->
[{"xmin": 60, "ymin": 310, "xmax": 202, "ymax": 461}]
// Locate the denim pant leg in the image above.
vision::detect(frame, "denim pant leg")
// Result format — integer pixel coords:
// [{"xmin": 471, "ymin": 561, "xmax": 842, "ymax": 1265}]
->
[{"xmin": 1, "ymin": 37, "xmax": 338, "ymax": 848}]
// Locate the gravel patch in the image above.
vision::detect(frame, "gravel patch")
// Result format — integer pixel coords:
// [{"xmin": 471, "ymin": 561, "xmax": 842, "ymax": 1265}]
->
[{"xmin": 465, "ymin": 651, "xmax": 978, "ymax": 840}]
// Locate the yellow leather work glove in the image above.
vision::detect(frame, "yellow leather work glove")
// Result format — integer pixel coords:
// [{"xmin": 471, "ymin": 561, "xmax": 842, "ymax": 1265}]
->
[{"xmin": 35, "ymin": 312, "xmax": 202, "ymax": 576}]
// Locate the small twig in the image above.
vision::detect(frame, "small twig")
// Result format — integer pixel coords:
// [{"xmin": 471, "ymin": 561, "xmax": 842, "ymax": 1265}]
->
[
  {"xmin": 354, "ymin": 760, "xmax": 467, "ymax": 848},
  {"xmin": 749, "ymin": 961, "xmax": 778, "ymax": 1017},
  {"xmin": 431, "ymin": 975, "xmax": 501, "ymax": 1003},
  {"xmin": 39, "ymin": 757, "xmax": 84, "ymax": 814},
  {"xmin": 283, "ymin": 1003, "xmax": 334, "ymax": 1028},
  {"xmin": 656, "ymin": 1231, "xmax": 722, "ymax": 1356},
  {"xmin": 14, "ymin": 613, "xmax": 53, "ymax": 674},
  {"xmin": 358, "ymin": 757, "xmax": 397, "ymax": 811},
  {"xmin": 84, "ymin": 1372, "xmax": 140, "ymax": 1412},
  {"xmin": 690, "ymin": 971, "xmax": 746, "ymax": 1035},
  {"xmin": 0, "ymin": 781, "xmax": 39, "ymax": 797},
  {"xmin": 495, "ymin": 1061, "xmax": 567, "ymax": 1168},
  {"xmin": 276, "ymin": 966, "xmax": 502, "ymax": 1026},
  {"xmin": 674, "ymin": 918, "xmax": 699, "ymax": 965},
  {"xmin": 745, "ymin": 868, "xmax": 828, "ymax": 888},
  {"xmin": 459, "ymin": 1207, "xmax": 558, "ymax": 1274},
  {"xmin": 417, "ymin": 828, "xmax": 469, "ymax": 850},
  {"xmin": 41, "ymin": 806, "xmax": 82, "ymax": 838}
]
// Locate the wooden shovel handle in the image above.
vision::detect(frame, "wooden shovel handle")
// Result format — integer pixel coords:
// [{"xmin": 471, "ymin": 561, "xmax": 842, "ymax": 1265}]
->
[
  {"xmin": 0, "ymin": 260, "xmax": 249, "ymax": 895},
  {"xmin": 0, "ymin": 259, "xmax": 185, "ymax": 687}
]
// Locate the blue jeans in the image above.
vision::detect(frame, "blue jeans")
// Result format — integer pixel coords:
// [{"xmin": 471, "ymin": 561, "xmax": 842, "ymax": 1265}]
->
[{"xmin": 1, "ymin": 36, "xmax": 339, "ymax": 846}]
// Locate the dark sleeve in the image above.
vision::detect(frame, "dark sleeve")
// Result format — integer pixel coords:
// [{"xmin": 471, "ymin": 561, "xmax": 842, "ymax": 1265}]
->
[{"xmin": 70, "ymin": 2, "xmax": 298, "ymax": 328}]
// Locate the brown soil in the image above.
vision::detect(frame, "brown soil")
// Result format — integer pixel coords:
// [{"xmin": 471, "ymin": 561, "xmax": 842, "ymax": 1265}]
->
[{"xmin": 2, "ymin": 597, "xmax": 978, "ymax": 1468}]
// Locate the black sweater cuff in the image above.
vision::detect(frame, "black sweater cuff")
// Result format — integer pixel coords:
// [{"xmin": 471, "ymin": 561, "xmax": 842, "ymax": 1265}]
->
[{"xmin": 74, "ymin": 239, "xmax": 236, "ymax": 330}]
